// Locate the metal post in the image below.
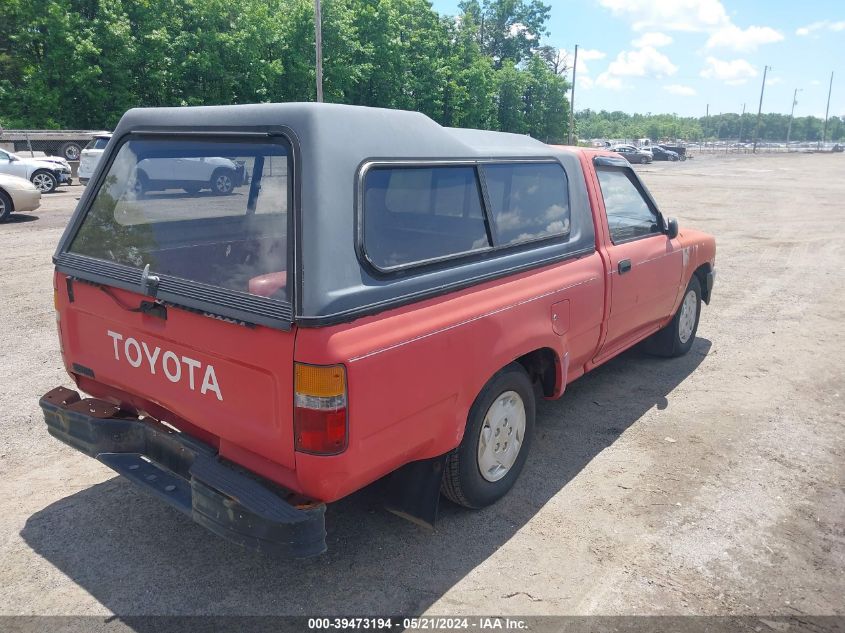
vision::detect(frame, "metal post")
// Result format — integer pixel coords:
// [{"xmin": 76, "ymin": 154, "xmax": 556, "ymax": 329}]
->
[
  {"xmin": 821, "ymin": 71, "xmax": 833, "ymax": 150},
  {"xmin": 786, "ymin": 88, "xmax": 801, "ymax": 148},
  {"xmin": 753, "ymin": 65, "xmax": 769, "ymax": 154},
  {"xmin": 314, "ymin": 0, "xmax": 324, "ymax": 103},
  {"xmin": 568, "ymin": 44, "xmax": 578, "ymax": 145},
  {"xmin": 737, "ymin": 103, "xmax": 746, "ymax": 151}
]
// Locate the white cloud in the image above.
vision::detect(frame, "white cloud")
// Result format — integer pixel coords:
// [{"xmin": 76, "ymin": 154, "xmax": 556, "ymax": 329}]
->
[
  {"xmin": 595, "ymin": 73, "xmax": 625, "ymax": 91},
  {"xmin": 664, "ymin": 83, "xmax": 697, "ymax": 96},
  {"xmin": 796, "ymin": 20, "xmax": 845, "ymax": 36},
  {"xmin": 705, "ymin": 24, "xmax": 784, "ymax": 51},
  {"xmin": 597, "ymin": 0, "xmax": 730, "ymax": 32},
  {"xmin": 605, "ymin": 46, "xmax": 678, "ymax": 78},
  {"xmin": 598, "ymin": 0, "xmax": 783, "ymax": 57},
  {"xmin": 594, "ymin": 46, "xmax": 677, "ymax": 91},
  {"xmin": 700, "ymin": 56, "xmax": 758, "ymax": 85},
  {"xmin": 561, "ymin": 48, "xmax": 606, "ymax": 75},
  {"xmin": 507, "ymin": 22, "xmax": 537, "ymax": 40},
  {"xmin": 632, "ymin": 31, "xmax": 673, "ymax": 48},
  {"xmin": 766, "ymin": 76, "xmax": 782, "ymax": 86},
  {"xmin": 578, "ymin": 75, "xmax": 595, "ymax": 90},
  {"xmin": 810, "ymin": 79, "xmax": 821, "ymax": 85}
]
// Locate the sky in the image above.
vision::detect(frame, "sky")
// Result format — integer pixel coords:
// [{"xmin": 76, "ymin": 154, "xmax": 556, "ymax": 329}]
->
[{"xmin": 429, "ymin": 0, "xmax": 845, "ymax": 118}]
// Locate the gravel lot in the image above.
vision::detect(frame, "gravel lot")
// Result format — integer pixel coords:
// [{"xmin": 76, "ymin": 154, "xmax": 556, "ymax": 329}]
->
[{"xmin": 0, "ymin": 154, "xmax": 843, "ymax": 620}]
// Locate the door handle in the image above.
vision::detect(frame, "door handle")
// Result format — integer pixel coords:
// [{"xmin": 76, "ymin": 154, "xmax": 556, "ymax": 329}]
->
[{"xmin": 618, "ymin": 259, "xmax": 632, "ymax": 274}]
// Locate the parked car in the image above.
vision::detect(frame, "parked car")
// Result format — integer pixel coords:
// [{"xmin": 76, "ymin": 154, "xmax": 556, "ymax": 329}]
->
[
  {"xmin": 0, "ymin": 173, "xmax": 41, "ymax": 221},
  {"xmin": 40, "ymin": 103, "xmax": 716, "ymax": 557},
  {"xmin": 832, "ymin": 144, "xmax": 843, "ymax": 153},
  {"xmin": 131, "ymin": 155, "xmax": 247, "ymax": 195},
  {"xmin": 651, "ymin": 145, "xmax": 680, "ymax": 161},
  {"xmin": 611, "ymin": 144, "xmax": 653, "ymax": 164},
  {"xmin": 78, "ymin": 133, "xmax": 112, "ymax": 184},
  {"xmin": 0, "ymin": 148, "xmax": 72, "ymax": 193}
]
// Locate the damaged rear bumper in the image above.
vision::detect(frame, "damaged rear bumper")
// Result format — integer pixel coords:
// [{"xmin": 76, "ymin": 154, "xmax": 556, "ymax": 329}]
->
[{"xmin": 39, "ymin": 386, "xmax": 326, "ymax": 558}]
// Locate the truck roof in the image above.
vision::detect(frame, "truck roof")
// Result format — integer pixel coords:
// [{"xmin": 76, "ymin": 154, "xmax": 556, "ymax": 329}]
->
[
  {"xmin": 115, "ymin": 102, "xmax": 567, "ymax": 158},
  {"xmin": 64, "ymin": 103, "xmax": 595, "ymax": 326}
]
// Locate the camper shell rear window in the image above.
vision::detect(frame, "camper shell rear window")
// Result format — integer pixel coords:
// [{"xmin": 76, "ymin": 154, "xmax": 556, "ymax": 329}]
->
[{"xmin": 68, "ymin": 136, "xmax": 292, "ymax": 310}]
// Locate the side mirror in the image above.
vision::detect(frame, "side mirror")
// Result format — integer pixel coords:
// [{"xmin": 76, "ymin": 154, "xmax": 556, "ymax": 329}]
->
[
  {"xmin": 9, "ymin": 155, "xmax": 18, "ymax": 162},
  {"xmin": 666, "ymin": 217, "xmax": 679, "ymax": 239}
]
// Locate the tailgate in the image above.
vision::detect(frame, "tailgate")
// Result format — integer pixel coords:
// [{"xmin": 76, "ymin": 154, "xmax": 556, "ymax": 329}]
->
[{"xmin": 57, "ymin": 277, "xmax": 297, "ymax": 470}]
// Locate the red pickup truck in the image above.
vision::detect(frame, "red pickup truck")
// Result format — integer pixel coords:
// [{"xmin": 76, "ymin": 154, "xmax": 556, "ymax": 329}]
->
[{"xmin": 41, "ymin": 103, "xmax": 715, "ymax": 557}]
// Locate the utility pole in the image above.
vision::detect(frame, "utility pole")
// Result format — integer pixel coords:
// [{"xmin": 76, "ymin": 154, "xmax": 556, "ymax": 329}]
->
[
  {"xmin": 314, "ymin": 0, "xmax": 324, "ymax": 102},
  {"xmin": 821, "ymin": 71, "xmax": 834, "ymax": 150},
  {"xmin": 738, "ymin": 102, "xmax": 746, "ymax": 148},
  {"xmin": 753, "ymin": 65, "xmax": 769, "ymax": 154},
  {"xmin": 786, "ymin": 88, "xmax": 801, "ymax": 147},
  {"xmin": 568, "ymin": 44, "xmax": 579, "ymax": 145}
]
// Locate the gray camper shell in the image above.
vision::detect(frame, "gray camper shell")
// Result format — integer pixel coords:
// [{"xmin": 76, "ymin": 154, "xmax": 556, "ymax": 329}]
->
[{"xmin": 55, "ymin": 103, "xmax": 595, "ymax": 329}]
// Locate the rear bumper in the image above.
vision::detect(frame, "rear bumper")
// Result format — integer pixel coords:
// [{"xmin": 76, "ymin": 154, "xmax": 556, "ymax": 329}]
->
[{"xmin": 40, "ymin": 386, "xmax": 326, "ymax": 558}]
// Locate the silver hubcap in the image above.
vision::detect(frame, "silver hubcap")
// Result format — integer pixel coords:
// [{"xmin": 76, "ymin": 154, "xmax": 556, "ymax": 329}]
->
[
  {"xmin": 66, "ymin": 146, "xmax": 80, "ymax": 160},
  {"xmin": 0, "ymin": 198, "xmax": 6, "ymax": 214},
  {"xmin": 215, "ymin": 174, "xmax": 232, "ymax": 192},
  {"xmin": 32, "ymin": 173, "xmax": 53, "ymax": 192},
  {"xmin": 477, "ymin": 390, "xmax": 526, "ymax": 482},
  {"xmin": 678, "ymin": 289, "xmax": 698, "ymax": 344}
]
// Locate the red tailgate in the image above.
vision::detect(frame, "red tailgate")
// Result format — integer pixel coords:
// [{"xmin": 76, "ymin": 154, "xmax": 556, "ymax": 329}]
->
[{"xmin": 57, "ymin": 275, "xmax": 297, "ymax": 471}]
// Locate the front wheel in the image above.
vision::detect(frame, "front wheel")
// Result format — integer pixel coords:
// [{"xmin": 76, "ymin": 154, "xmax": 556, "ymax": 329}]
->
[
  {"xmin": 442, "ymin": 363, "xmax": 535, "ymax": 509},
  {"xmin": 31, "ymin": 170, "xmax": 57, "ymax": 193},
  {"xmin": 644, "ymin": 275, "xmax": 702, "ymax": 357}
]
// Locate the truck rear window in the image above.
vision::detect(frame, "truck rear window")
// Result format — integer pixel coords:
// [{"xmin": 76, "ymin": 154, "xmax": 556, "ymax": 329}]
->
[{"xmin": 68, "ymin": 138, "xmax": 290, "ymax": 301}]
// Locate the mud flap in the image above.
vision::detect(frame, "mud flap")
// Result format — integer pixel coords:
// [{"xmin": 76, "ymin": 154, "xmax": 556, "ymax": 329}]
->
[{"xmin": 383, "ymin": 453, "xmax": 448, "ymax": 529}]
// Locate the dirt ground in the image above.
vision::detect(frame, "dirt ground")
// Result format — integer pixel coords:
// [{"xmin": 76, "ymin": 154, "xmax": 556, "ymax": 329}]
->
[{"xmin": 0, "ymin": 153, "xmax": 842, "ymax": 620}]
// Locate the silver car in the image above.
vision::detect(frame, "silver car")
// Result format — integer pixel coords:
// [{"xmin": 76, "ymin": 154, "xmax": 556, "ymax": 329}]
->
[
  {"xmin": 0, "ymin": 148, "xmax": 72, "ymax": 193},
  {"xmin": 0, "ymin": 173, "xmax": 41, "ymax": 221}
]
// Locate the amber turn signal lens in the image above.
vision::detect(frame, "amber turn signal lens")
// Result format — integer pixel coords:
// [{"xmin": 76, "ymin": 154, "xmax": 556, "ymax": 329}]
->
[{"xmin": 295, "ymin": 363, "xmax": 345, "ymax": 398}]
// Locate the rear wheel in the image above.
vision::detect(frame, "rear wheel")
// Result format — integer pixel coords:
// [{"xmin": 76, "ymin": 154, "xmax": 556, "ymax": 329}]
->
[
  {"xmin": 0, "ymin": 190, "xmax": 12, "ymax": 221},
  {"xmin": 60, "ymin": 142, "xmax": 82, "ymax": 161},
  {"xmin": 31, "ymin": 170, "xmax": 57, "ymax": 194},
  {"xmin": 442, "ymin": 363, "xmax": 535, "ymax": 509},
  {"xmin": 211, "ymin": 169, "xmax": 235, "ymax": 195}
]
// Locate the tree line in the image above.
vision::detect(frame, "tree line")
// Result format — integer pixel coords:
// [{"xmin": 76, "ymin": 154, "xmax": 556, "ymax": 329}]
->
[
  {"xmin": 576, "ymin": 109, "xmax": 845, "ymax": 143},
  {"xmin": 0, "ymin": 0, "xmax": 570, "ymax": 142},
  {"xmin": 2, "ymin": 0, "xmax": 841, "ymax": 143}
]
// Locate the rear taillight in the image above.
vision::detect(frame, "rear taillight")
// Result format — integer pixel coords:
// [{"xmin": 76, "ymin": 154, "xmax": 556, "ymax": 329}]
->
[{"xmin": 294, "ymin": 363, "xmax": 348, "ymax": 455}]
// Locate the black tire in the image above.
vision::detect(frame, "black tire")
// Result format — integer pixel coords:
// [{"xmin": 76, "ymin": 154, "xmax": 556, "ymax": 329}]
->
[
  {"xmin": 0, "ymin": 189, "xmax": 12, "ymax": 222},
  {"xmin": 644, "ymin": 275, "xmax": 702, "ymax": 357},
  {"xmin": 442, "ymin": 363, "xmax": 536, "ymax": 509},
  {"xmin": 59, "ymin": 142, "xmax": 82, "ymax": 161},
  {"xmin": 31, "ymin": 170, "xmax": 58, "ymax": 194},
  {"xmin": 210, "ymin": 168, "xmax": 235, "ymax": 195}
]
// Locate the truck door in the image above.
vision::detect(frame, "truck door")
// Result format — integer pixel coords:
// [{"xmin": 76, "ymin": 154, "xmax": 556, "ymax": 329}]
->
[{"xmin": 594, "ymin": 163, "xmax": 683, "ymax": 356}]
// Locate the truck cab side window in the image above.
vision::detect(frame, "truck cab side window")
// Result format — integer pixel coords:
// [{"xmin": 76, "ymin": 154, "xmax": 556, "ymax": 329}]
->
[{"xmin": 596, "ymin": 168, "xmax": 661, "ymax": 243}]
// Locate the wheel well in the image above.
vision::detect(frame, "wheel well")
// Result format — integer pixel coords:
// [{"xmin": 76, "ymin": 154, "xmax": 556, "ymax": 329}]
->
[
  {"xmin": 692, "ymin": 263, "xmax": 713, "ymax": 304},
  {"xmin": 515, "ymin": 347, "xmax": 558, "ymax": 398},
  {"xmin": 0, "ymin": 188, "xmax": 14, "ymax": 211}
]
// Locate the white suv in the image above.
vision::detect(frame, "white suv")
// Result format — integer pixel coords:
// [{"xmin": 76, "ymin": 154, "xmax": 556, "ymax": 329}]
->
[
  {"xmin": 78, "ymin": 133, "xmax": 112, "ymax": 184},
  {"xmin": 0, "ymin": 149, "xmax": 72, "ymax": 193}
]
